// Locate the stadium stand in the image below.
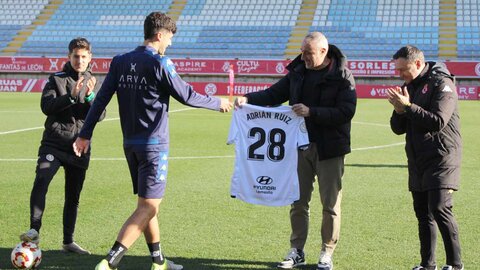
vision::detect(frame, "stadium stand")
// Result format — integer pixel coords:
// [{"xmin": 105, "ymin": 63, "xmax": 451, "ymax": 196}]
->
[
  {"xmin": 456, "ymin": 0, "xmax": 480, "ymax": 59},
  {"xmin": 0, "ymin": 0, "xmax": 48, "ymax": 53},
  {"xmin": 310, "ymin": 0, "xmax": 440, "ymax": 59},
  {"xmin": 0, "ymin": 0, "xmax": 479, "ymax": 60}
]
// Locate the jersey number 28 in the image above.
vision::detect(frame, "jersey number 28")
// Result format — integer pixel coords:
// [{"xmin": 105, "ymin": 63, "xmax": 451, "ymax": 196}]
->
[{"xmin": 248, "ymin": 127, "xmax": 286, "ymax": 161}]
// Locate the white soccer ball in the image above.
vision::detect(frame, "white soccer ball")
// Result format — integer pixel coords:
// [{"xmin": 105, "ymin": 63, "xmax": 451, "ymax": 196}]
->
[{"xmin": 11, "ymin": 242, "xmax": 42, "ymax": 269}]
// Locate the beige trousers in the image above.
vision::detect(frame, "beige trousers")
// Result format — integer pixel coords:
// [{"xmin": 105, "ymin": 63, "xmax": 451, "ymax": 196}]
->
[{"xmin": 290, "ymin": 143, "xmax": 344, "ymax": 256}]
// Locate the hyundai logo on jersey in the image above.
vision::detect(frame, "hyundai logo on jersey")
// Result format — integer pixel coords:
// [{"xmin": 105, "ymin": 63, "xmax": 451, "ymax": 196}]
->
[{"xmin": 256, "ymin": 176, "xmax": 273, "ymax": 185}]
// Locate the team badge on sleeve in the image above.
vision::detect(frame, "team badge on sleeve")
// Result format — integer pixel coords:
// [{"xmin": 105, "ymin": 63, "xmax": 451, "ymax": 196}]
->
[
  {"xmin": 422, "ymin": 84, "xmax": 429, "ymax": 94},
  {"xmin": 165, "ymin": 58, "xmax": 178, "ymax": 78}
]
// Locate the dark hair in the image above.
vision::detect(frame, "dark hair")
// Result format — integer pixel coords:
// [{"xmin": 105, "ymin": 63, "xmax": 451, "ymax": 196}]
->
[
  {"xmin": 144, "ymin": 12, "xmax": 177, "ymax": 40},
  {"xmin": 68, "ymin": 37, "xmax": 91, "ymax": 54},
  {"xmin": 392, "ymin": 45, "xmax": 424, "ymax": 63}
]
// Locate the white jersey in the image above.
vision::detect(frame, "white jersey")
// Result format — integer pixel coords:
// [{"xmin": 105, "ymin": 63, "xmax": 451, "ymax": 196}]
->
[{"xmin": 227, "ymin": 104, "xmax": 309, "ymax": 206}]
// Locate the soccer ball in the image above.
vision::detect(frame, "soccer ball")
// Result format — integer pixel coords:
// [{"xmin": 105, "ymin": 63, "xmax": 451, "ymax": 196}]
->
[{"xmin": 11, "ymin": 242, "xmax": 42, "ymax": 269}]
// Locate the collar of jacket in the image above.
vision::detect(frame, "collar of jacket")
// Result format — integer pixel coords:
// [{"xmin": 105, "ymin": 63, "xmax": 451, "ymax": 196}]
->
[
  {"xmin": 286, "ymin": 44, "xmax": 348, "ymax": 79},
  {"xmin": 409, "ymin": 61, "xmax": 454, "ymax": 89},
  {"xmin": 136, "ymin": 45, "xmax": 159, "ymax": 56},
  {"xmin": 62, "ymin": 61, "xmax": 92, "ymax": 80}
]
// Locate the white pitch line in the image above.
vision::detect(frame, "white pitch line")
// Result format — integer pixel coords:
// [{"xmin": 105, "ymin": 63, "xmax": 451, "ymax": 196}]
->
[
  {"xmin": 0, "ymin": 142, "xmax": 405, "ymax": 162},
  {"xmin": 352, "ymin": 121, "xmax": 391, "ymax": 127},
  {"xmin": 0, "ymin": 107, "xmax": 195, "ymax": 135},
  {"xmin": 352, "ymin": 142, "xmax": 405, "ymax": 151},
  {"xmin": 0, "ymin": 127, "xmax": 44, "ymax": 135},
  {"xmin": 0, "ymin": 155, "xmax": 235, "ymax": 162}
]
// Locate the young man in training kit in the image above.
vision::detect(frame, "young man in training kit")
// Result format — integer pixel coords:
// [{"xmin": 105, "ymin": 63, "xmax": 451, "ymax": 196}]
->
[
  {"xmin": 73, "ymin": 12, "xmax": 232, "ymax": 270},
  {"xmin": 20, "ymin": 37, "xmax": 104, "ymax": 254}
]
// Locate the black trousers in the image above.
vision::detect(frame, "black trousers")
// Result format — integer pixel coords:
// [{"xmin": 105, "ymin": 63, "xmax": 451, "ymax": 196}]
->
[
  {"xmin": 412, "ymin": 189, "xmax": 462, "ymax": 268},
  {"xmin": 30, "ymin": 153, "xmax": 86, "ymax": 244}
]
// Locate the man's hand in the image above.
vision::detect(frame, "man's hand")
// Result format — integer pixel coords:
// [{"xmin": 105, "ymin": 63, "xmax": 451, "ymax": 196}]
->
[
  {"xmin": 84, "ymin": 76, "xmax": 97, "ymax": 97},
  {"xmin": 387, "ymin": 86, "xmax": 411, "ymax": 114},
  {"xmin": 71, "ymin": 76, "xmax": 86, "ymax": 98},
  {"xmin": 73, "ymin": 137, "xmax": 90, "ymax": 157},
  {"xmin": 234, "ymin": 97, "xmax": 248, "ymax": 109},
  {"xmin": 292, "ymin": 103, "xmax": 310, "ymax": 117},
  {"xmin": 219, "ymin": 98, "xmax": 233, "ymax": 113}
]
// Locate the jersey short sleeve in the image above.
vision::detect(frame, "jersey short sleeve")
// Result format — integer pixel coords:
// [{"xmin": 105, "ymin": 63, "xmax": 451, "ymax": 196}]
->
[{"xmin": 227, "ymin": 104, "xmax": 309, "ymax": 206}]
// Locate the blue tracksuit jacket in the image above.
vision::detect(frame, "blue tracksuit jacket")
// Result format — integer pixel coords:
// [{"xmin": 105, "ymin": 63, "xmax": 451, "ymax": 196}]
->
[{"xmin": 79, "ymin": 45, "xmax": 220, "ymax": 151}]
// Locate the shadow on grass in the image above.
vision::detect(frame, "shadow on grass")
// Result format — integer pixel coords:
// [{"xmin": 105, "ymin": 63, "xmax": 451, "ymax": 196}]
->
[
  {"xmin": 346, "ymin": 163, "xmax": 407, "ymax": 168},
  {"xmin": 1, "ymin": 248, "xmax": 318, "ymax": 270}
]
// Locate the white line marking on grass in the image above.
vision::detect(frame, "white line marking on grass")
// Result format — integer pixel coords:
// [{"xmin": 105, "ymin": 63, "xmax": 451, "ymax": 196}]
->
[
  {"xmin": 0, "ymin": 155, "xmax": 235, "ymax": 162},
  {"xmin": 0, "ymin": 111, "xmax": 41, "ymax": 113},
  {"xmin": 352, "ymin": 121, "xmax": 390, "ymax": 127},
  {"xmin": 0, "ymin": 108, "xmax": 195, "ymax": 135},
  {"xmin": 352, "ymin": 142, "xmax": 405, "ymax": 151},
  {"xmin": 0, "ymin": 143, "xmax": 406, "ymax": 162},
  {"xmin": 0, "ymin": 127, "xmax": 44, "ymax": 135}
]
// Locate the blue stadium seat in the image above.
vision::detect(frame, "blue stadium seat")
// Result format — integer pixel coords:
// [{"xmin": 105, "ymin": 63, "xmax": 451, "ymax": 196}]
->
[{"xmin": 1, "ymin": 0, "xmax": 478, "ymax": 59}]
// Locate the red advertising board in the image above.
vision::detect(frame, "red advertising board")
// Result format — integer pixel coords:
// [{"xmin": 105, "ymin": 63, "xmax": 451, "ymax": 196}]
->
[
  {"xmin": 0, "ymin": 78, "xmax": 47, "ymax": 92},
  {"xmin": 1, "ymin": 78, "xmax": 478, "ymax": 100},
  {"xmin": 173, "ymin": 59, "xmax": 290, "ymax": 75},
  {"xmin": 348, "ymin": 60, "xmax": 397, "ymax": 76},
  {"xmin": 0, "ymin": 56, "xmax": 112, "ymax": 73},
  {"xmin": 1, "ymin": 56, "xmax": 479, "ymax": 78},
  {"xmin": 355, "ymin": 84, "xmax": 479, "ymax": 100}
]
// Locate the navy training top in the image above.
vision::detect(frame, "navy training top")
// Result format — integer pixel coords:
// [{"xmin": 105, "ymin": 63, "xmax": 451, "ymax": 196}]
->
[{"xmin": 79, "ymin": 45, "xmax": 220, "ymax": 151}]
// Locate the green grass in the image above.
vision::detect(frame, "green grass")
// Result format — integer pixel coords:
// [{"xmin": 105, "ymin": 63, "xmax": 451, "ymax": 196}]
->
[{"xmin": 0, "ymin": 93, "xmax": 479, "ymax": 270}]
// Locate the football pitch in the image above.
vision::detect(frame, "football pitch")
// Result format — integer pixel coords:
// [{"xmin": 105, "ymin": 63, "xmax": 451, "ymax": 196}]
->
[{"xmin": 0, "ymin": 93, "xmax": 479, "ymax": 270}]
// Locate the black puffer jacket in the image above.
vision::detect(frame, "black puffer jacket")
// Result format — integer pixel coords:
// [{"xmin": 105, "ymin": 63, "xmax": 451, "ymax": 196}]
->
[
  {"xmin": 38, "ymin": 62, "xmax": 105, "ymax": 168},
  {"xmin": 390, "ymin": 62, "xmax": 462, "ymax": 191},
  {"xmin": 245, "ymin": 45, "xmax": 357, "ymax": 160}
]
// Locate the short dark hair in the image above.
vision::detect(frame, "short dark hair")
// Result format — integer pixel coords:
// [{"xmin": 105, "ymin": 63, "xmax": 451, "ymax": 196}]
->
[
  {"xmin": 144, "ymin": 12, "xmax": 177, "ymax": 40},
  {"xmin": 68, "ymin": 37, "xmax": 91, "ymax": 54},
  {"xmin": 392, "ymin": 45, "xmax": 424, "ymax": 63}
]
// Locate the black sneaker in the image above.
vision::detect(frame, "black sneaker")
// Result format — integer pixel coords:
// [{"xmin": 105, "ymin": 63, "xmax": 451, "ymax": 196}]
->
[{"xmin": 277, "ymin": 248, "xmax": 306, "ymax": 269}]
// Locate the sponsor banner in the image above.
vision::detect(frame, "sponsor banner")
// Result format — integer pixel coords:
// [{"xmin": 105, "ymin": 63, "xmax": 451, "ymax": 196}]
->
[
  {"xmin": 1, "ymin": 78, "xmax": 478, "ymax": 100},
  {"xmin": 356, "ymin": 84, "xmax": 479, "ymax": 100},
  {"xmin": 0, "ymin": 78, "xmax": 46, "ymax": 92},
  {"xmin": 457, "ymin": 86, "xmax": 480, "ymax": 100},
  {"xmin": 349, "ymin": 60, "xmax": 480, "ymax": 78},
  {"xmin": 1, "ymin": 57, "xmax": 478, "ymax": 78},
  {"xmin": 0, "ymin": 56, "xmax": 288, "ymax": 75},
  {"xmin": 444, "ymin": 61, "xmax": 480, "ymax": 78},
  {"xmin": 189, "ymin": 82, "xmax": 273, "ymax": 96},
  {"xmin": 0, "ymin": 56, "xmax": 112, "ymax": 73},
  {"xmin": 348, "ymin": 60, "xmax": 397, "ymax": 77},
  {"xmin": 173, "ymin": 59, "xmax": 289, "ymax": 75}
]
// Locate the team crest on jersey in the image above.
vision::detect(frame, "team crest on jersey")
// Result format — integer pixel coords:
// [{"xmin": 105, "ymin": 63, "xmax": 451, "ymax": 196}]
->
[
  {"xmin": 46, "ymin": 154, "xmax": 54, "ymax": 161},
  {"xmin": 422, "ymin": 84, "xmax": 429, "ymax": 94},
  {"xmin": 300, "ymin": 122, "xmax": 307, "ymax": 133}
]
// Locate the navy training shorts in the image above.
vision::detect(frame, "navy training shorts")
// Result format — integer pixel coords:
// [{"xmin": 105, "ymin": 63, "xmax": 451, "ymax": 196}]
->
[{"xmin": 124, "ymin": 148, "xmax": 169, "ymax": 199}]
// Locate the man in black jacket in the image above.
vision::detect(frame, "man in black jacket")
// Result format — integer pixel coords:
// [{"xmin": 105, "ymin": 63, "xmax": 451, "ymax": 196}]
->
[
  {"xmin": 20, "ymin": 37, "xmax": 105, "ymax": 255},
  {"xmin": 387, "ymin": 45, "xmax": 463, "ymax": 270},
  {"xmin": 235, "ymin": 32, "xmax": 356, "ymax": 270}
]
